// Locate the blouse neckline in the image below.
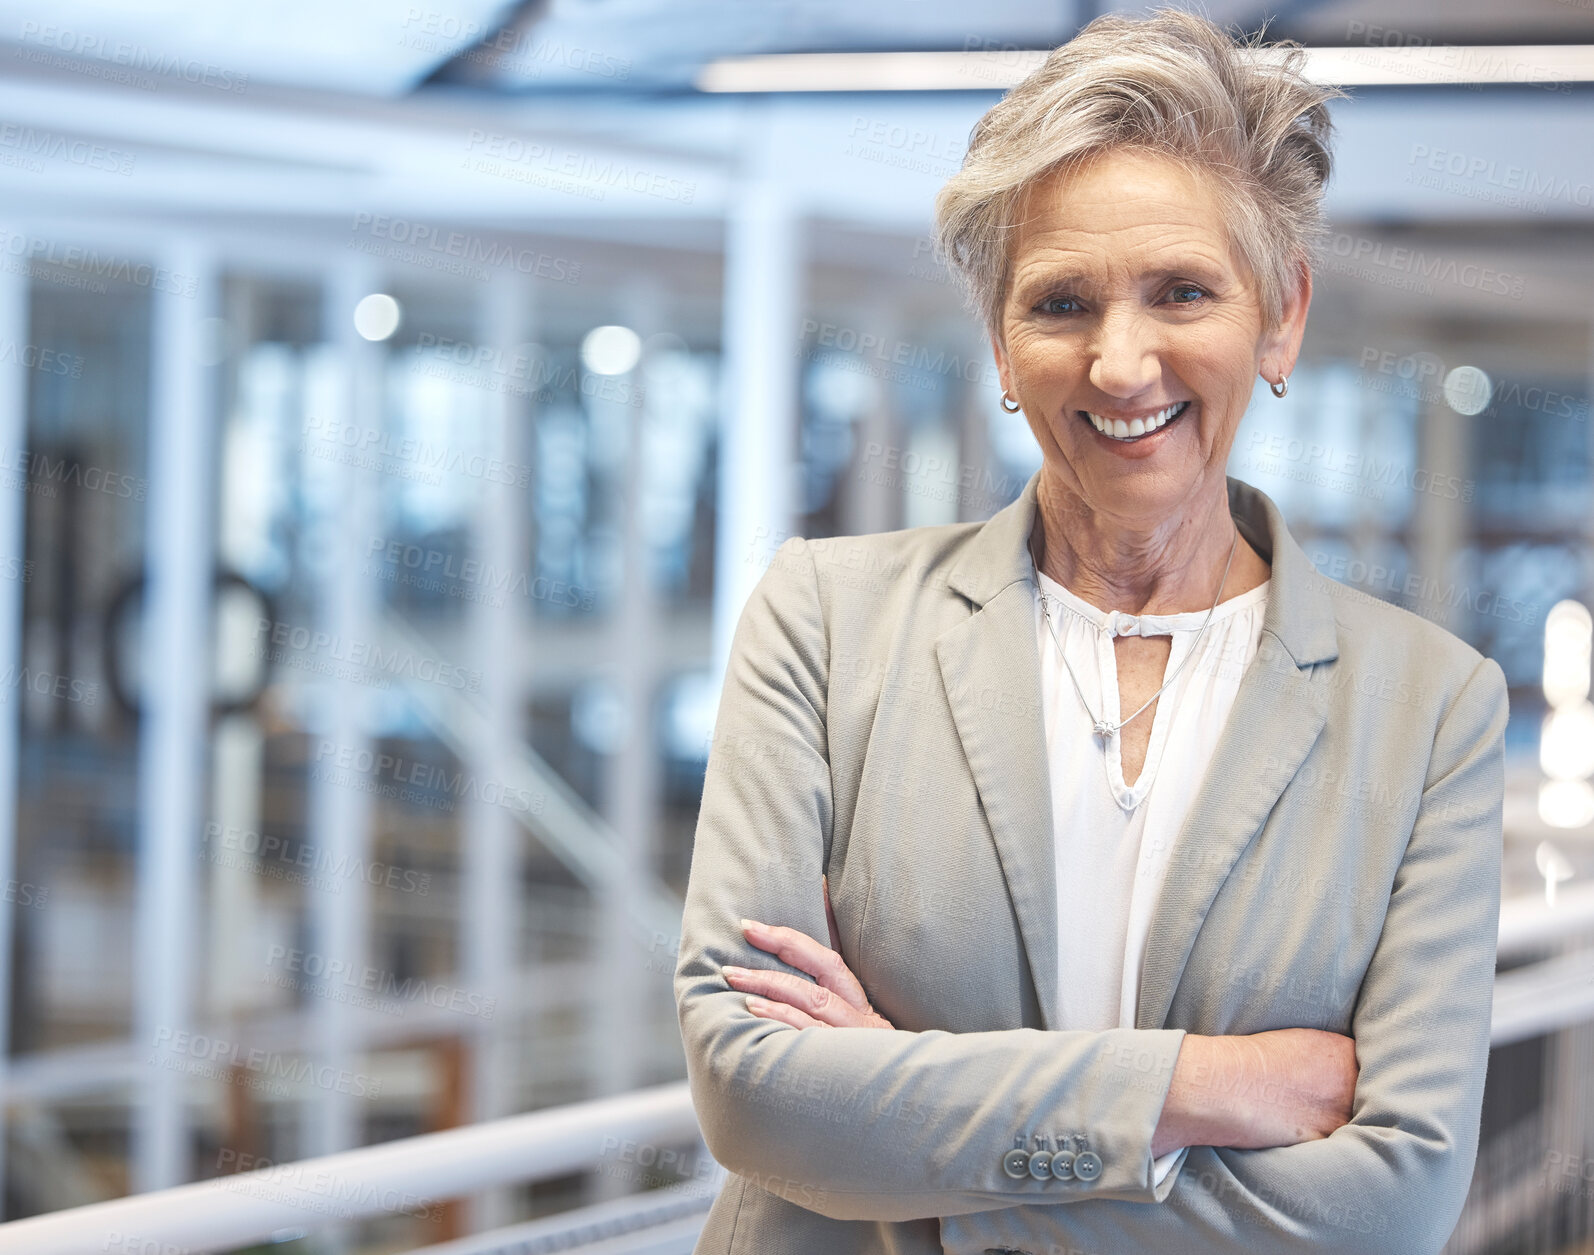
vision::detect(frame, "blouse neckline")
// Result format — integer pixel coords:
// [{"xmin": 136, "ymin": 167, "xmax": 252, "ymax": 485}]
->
[{"xmin": 1034, "ymin": 569, "xmax": 1270, "ymax": 639}]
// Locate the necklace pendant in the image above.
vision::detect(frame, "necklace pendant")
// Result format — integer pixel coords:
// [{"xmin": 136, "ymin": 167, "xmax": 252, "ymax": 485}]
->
[{"xmin": 1092, "ymin": 718, "xmax": 1116, "ymax": 738}]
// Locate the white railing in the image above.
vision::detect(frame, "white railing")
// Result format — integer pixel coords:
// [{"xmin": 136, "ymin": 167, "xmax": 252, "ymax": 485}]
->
[
  {"xmin": 1497, "ymin": 879, "xmax": 1594, "ymax": 961},
  {"xmin": 1491, "ymin": 880, "xmax": 1594, "ymax": 1045},
  {"xmin": 0, "ymin": 1083, "xmax": 699, "ymax": 1255},
  {"xmin": 402, "ymin": 1179, "xmax": 721, "ymax": 1255}
]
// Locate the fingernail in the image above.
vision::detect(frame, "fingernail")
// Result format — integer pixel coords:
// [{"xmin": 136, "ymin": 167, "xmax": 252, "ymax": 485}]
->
[
  {"xmin": 745, "ymin": 995, "xmax": 768, "ymax": 1011},
  {"xmin": 740, "ymin": 918, "xmax": 760, "ymax": 931},
  {"xmin": 722, "ymin": 964, "xmax": 748, "ymax": 978}
]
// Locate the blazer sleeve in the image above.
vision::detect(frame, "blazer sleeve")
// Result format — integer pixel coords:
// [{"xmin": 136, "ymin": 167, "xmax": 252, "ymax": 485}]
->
[
  {"xmin": 958, "ymin": 650, "xmax": 1510, "ymax": 1253},
  {"xmin": 674, "ymin": 536, "xmax": 1191, "ymax": 1222}
]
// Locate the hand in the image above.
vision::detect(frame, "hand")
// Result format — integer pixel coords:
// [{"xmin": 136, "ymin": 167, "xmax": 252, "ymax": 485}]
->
[
  {"xmin": 1154, "ymin": 1028, "xmax": 1358, "ymax": 1155},
  {"xmin": 725, "ymin": 877, "xmax": 893, "ymax": 1030},
  {"xmin": 1229, "ymin": 1027, "xmax": 1358, "ymax": 1148}
]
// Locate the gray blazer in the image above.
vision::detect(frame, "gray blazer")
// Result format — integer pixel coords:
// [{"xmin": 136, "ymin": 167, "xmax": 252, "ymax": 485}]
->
[{"xmin": 674, "ymin": 467, "xmax": 1509, "ymax": 1255}]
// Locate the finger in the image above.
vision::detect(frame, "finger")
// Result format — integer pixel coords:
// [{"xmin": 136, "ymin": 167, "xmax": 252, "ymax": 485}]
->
[
  {"xmin": 745, "ymin": 994, "xmax": 823, "ymax": 1030},
  {"xmin": 821, "ymin": 876, "xmax": 842, "ymax": 953},
  {"xmin": 741, "ymin": 919, "xmax": 871, "ymax": 1012},
  {"xmin": 724, "ymin": 964, "xmax": 869, "ymax": 1028}
]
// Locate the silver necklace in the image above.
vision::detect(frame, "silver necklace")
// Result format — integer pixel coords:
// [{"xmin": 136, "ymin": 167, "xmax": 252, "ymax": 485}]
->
[{"xmin": 1037, "ymin": 525, "xmax": 1239, "ymax": 740}]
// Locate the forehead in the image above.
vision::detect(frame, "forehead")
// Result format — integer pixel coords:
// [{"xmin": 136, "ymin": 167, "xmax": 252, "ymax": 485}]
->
[{"xmin": 1009, "ymin": 149, "xmax": 1237, "ymax": 276}]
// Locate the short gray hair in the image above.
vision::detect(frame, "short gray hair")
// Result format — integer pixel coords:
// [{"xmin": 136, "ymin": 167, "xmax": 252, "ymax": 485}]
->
[{"xmin": 933, "ymin": 7, "xmax": 1347, "ymax": 343}]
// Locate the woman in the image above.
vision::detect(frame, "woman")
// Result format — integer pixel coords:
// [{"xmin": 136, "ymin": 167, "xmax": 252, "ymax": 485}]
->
[{"xmin": 675, "ymin": 9, "xmax": 1509, "ymax": 1254}]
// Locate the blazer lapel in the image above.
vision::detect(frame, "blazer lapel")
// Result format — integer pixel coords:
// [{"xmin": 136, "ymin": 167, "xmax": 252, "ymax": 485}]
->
[
  {"xmin": 1135, "ymin": 476, "xmax": 1341, "ymax": 1030},
  {"xmin": 930, "ymin": 468, "xmax": 1342, "ymax": 1036},
  {"xmin": 937, "ymin": 579, "xmax": 1059, "ymax": 1030},
  {"xmin": 933, "ymin": 470, "xmax": 1061, "ymax": 1028}
]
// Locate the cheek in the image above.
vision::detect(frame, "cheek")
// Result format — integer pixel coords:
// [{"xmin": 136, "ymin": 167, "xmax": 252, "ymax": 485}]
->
[
  {"xmin": 1190, "ymin": 314, "xmax": 1265, "ymax": 371},
  {"xmin": 1171, "ymin": 326, "xmax": 1263, "ymax": 394},
  {"xmin": 1007, "ymin": 337, "xmax": 1083, "ymax": 385}
]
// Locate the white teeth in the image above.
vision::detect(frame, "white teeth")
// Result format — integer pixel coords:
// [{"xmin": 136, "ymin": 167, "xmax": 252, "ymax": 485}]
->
[{"xmin": 1086, "ymin": 401, "xmax": 1188, "ymax": 441}]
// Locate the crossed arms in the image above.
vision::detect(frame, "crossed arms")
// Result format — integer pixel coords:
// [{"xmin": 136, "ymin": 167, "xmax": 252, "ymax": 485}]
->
[{"xmin": 674, "ymin": 538, "xmax": 1508, "ymax": 1253}]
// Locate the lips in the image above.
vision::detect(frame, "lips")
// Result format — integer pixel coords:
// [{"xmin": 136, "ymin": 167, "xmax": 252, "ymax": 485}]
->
[{"xmin": 1082, "ymin": 400, "xmax": 1190, "ymax": 441}]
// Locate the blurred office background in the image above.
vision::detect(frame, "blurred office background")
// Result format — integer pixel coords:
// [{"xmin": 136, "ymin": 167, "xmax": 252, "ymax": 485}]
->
[{"xmin": 0, "ymin": 1, "xmax": 1590, "ymax": 1252}]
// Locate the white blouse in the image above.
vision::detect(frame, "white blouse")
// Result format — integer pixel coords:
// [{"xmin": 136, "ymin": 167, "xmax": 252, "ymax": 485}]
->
[{"xmin": 1031, "ymin": 562, "xmax": 1271, "ymax": 1185}]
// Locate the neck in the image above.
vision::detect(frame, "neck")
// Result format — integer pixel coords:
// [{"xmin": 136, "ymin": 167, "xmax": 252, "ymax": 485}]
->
[{"xmin": 1028, "ymin": 471, "xmax": 1266, "ymax": 616}]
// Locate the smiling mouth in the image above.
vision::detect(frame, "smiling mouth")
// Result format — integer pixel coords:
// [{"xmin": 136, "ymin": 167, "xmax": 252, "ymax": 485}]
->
[{"xmin": 1081, "ymin": 400, "xmax": 1191, "ymax": 441}]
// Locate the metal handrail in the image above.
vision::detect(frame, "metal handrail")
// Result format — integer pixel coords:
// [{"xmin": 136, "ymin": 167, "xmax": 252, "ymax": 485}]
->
[
  {"xmin": 1497, "ymin": 879, "xmax": 1594, "ymax": 961},
  {"xmin": 0, "ymin": 1082, "xmax": 698, "ymax": 1255},
  {"xmin": 1490, "ymin": 949, "xmax": 1594, "ymax": 1046},
  {"xmin": 402, "ymin": 1176, "xmax": 723, "ymax": 1255}
]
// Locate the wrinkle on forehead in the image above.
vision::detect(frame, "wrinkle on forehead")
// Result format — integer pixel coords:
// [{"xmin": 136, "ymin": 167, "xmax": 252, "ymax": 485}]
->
[{"xmin": 1004, "ymin": 150, "xmax": 1251, "ymax": 307}]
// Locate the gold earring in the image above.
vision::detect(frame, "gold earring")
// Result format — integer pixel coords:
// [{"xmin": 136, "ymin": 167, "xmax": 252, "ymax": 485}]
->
[
  {"xmin": 1000, "ymin": 391, "xmax": 1021, "ymax": 413},
  {"xmin": 1269, "ymin": 374, "xmax": 1289, "ymax": 399}
]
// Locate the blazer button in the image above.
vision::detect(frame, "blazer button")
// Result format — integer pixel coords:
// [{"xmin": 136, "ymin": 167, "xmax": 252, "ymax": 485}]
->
[
  {"xmin": 1049, "ymin": 1150, "xmax": 1075, "ymax": 1180},
  {"xmin": 1027, "ymin": 1150, "xmax": 1053, "ymax": 1179},
  {"xmin": 1001, "ymin": 1148, "xmax": 1031, "ymax": 1179},
  {"xmin": 1073, "ymin": 1150, "xmax": 1103, "ymax": 1182}
]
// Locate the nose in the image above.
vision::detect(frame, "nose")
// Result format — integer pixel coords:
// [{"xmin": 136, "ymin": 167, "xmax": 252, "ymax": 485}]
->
[{"xmin": 1088, "ymin": 308, "xmax": 1160, "ymax": 399}]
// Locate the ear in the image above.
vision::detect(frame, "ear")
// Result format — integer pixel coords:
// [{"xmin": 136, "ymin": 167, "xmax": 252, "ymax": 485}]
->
[
  {"xmin": 989, "ymin": 330, "xmax": 1014, "ymax": 397},
  {"xmin": 1259, "ymin": 255, "xmax": 1312, "ymax": 387}
]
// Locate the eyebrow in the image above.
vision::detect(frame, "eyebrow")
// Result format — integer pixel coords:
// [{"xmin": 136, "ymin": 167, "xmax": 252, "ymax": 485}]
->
[{"xmin": 1014, "ymin": 262, "xmax": 1229, "ymax": 298}]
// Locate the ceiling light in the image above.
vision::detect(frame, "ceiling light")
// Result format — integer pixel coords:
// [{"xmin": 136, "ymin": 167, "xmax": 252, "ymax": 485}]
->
[
  {"xmin": 353, "ymin": 294, "xmax": 401, "ymax": 342},
  {"xmin": 696, "ymin": 45, "xmax": 1594, "ymax": 93}
]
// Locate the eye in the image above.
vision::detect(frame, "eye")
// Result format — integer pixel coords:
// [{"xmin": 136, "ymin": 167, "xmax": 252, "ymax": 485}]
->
[
  {"xmin": 1166, "ymin": 283, "xmax": 1209, "ymax": 306},
  {"xmin": 1036, "ymin": 294, "xmax": 1082, "ymax": 315}
]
